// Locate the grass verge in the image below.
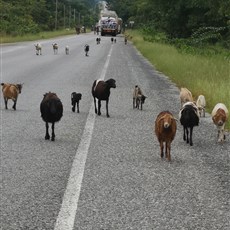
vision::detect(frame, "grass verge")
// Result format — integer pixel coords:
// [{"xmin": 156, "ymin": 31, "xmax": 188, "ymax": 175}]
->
[
  {"xmin": 126, "ymin": 30, "xmax": 230, "ymax": 130},
  {"xmin": 0, "ymin": 29, "xmax": 76, "ymax": 43}
]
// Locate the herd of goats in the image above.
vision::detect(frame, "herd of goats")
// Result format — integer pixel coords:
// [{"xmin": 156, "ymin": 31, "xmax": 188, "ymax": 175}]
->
[{"xmin": 1, "ymin": 38, "xmax": 229, "ymax": 162}]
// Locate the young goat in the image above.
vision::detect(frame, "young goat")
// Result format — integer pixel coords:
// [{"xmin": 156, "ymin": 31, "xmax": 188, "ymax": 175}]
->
[
  {"xmin": 196, "ymin": 95, "xmax": 206, "ymax": 117},
  {"xmin": 52, "ymin": 43, "xmax": 58, "ymax": 54},
  {"xmin": 211, "ymin": 103, "xmax": 229, "ymax": 142},
  {"xmin": 71, "ymin": 92, "xmax": 82, "ymax": 113},
  {"xmin": 92, "ymin": 79, "xmax": 116, "ymax": 117},
  {"xmin": 40, "ymin": 92, "xmax": 63, "ymax": 141},
  {"xmin": 179, "ymin": 102, "xmax": 199, "ymax": 146},
  {"xmin": 65, "ymin": 46, "xmax": 70, "ymax": 55},
  {"xmin": 1, "ymin": 83, "xmax": 23, "ymax": 110},
  {"xmin": 155, "ymin": 111, "xmax": 177, "ymax": 161},
  {"xmin": 84, "ymin": 44, "xmax": 89, "ymax": 56},
  {"xmin": 180, "ymin": 87, "xmax": 193, "ymax": 108},
  {"xmin": 133, "ymin": 85, "xmax": 147, "ymax": 110},
  {"xmin": 35, "ymin": 43, "xmax": 42, "ymax": 55}
]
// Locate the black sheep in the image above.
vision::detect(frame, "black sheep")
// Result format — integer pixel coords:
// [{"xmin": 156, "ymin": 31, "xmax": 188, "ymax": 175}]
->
[
  {"xmin": 92, "ymin": 79, "xmax": 116, "ymax": 117},
  {"xmin": 71, "ymin": 92, "xmax": 82, "ymax": 113},
  {"xmin": 179, "ymin": 102, "xmax": 199, "ymax": 146},
  {"xmin": 40, "ymin": 92, "xmax": 63, "ymax": 141}
]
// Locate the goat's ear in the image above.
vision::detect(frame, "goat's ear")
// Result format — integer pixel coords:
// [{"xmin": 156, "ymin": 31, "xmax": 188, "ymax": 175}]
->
[{"xmin": 1, "ymin": 83, "xmax": 4, "ymax": 86}]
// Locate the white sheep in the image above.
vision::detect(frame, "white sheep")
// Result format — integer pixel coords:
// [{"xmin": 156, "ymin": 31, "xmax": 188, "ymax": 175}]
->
[{"xmin": 196, "ymin": 95, "xmax": 206, "ymax": 117}]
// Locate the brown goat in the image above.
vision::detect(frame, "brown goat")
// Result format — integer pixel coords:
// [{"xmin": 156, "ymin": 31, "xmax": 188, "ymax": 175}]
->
[
  {"xmin": 1, "ymin": 83, "xmax": 23, "ymax": 110},
  {"xmin": 211, "ymin": 103, "xmax": 229, "ymax": 142},
  {"xmin": 155, "ymin": 111, "xmax": 177, "ymax": 161}
]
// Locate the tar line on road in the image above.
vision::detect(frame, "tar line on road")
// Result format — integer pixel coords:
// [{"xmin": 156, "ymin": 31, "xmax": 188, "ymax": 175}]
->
[{"xmin": 54, "ymin": 45, "xmax": 113, "ymax": 230}]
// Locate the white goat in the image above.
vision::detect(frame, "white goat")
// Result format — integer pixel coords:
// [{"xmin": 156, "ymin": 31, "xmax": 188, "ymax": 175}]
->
[
  {"xmin": 35, "ymin": 43, "xmax": 42, "ymax": 55},
  {"xmin": 196, "ymin": 95, "xmax": 206, "ymax": 117}
]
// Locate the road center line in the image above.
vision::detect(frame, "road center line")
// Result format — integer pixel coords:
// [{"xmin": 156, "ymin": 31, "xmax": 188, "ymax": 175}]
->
[{"xmin": 54, "ymin": 45, "xmax": 113, "ymax": 230}]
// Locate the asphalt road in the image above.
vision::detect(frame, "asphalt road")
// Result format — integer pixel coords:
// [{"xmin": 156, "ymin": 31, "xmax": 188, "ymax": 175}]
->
[{"xmin": 0, "ymin": 32, "xmax": 229, "ymax": 230}]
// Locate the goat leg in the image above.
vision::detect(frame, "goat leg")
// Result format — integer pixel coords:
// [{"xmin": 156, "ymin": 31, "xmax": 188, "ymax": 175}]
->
[
  {"xmin": 98, "ymin": 100, "xmax": 101, "ymax": 116},
  {"xmin": 160, "ymin": 141, "xmax": 164, "ymax": 158},
  {"xmin": 93, "ymin": 97, "xmax": 97, "ymax": 114},
  {"xmin": 190, "ymin": 127, "xmax": 193, "ymax": 146},
  {"xmin": 106, "ymin": 99, "xmax": 109, "ymax": 117},
  {"xmin": 12, "ymin": 99, "xmax": 17, "ymax": 110},
  {"xmin": 183, "ymin": 127, "xmax": 186, "ymax": 141},
  {"xmin": 45, "ymin": 122, "xmax": 50, "ymax": 140},
  {"xmin": 186, "ymin": 127, "xmax": 189, "ymax": 144},
  {"xmin": 4, "ymin": 98, "xmax": 8, "ymax": 109},
  {"xmin": 166, "ymin": 142, "xmax": 171, "ymax": 161},
  {"xmin": 77, "ymin": 101, "xmax": 79, "ymax": 113},
  {"xmin": 51, "ymin": 122, "xmax": 55, "ymax": 141}
]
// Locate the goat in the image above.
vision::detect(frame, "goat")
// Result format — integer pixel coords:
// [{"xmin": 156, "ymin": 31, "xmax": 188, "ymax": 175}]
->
[
  {"xmin": 1, "ymin": 83, "xmax": 23, "ymax": 110},
  {"xmin": 196, "ymin": 95, "xmax": 206, "ymax": 117},
  {"xmin": 96, "ymin": 38, "xmax": 101, "ymax": 44},
  {"xmin": 111, "ymin": 38, "xmax": 114, "ymax": 43},
  {"xmin": 155, "ymin": 111, "xmax": 177, "ymax": 161},
  {"xmin": 65, "ymin": 46, "xmax": 69, "ymax": 55},
  {"xmin": 211, "ymin": 103, "xmax": 229, "ymax": 142},
  {"xmin": 52, "ymin": 43, "xmax": 58, "ymax": 54},
  {"xmin": 124, "ymin": 37, "xmax": 127, "ymax": 44},
  {"xmin": 133, "ymin": 85, "xmax": 147, "ymax": 110},
  {"xmin": 40, "ymin": 92, "xmax": 63, "ymax": 141},
  {"xmin": 92, "ymin": 79, "xmax": 116, "ymax": 117},
  {"xmin": 35, "ymin": 43, "xmax": 42, "ymax": 55},
  {"xmin": 180, "ymin": 87, "xmax": 193, "ymax": 108},
  {"xmin": 84, "ymin": 44, "xmax": 89, "ymax": 56},
  {"xmin": 179, "ymin": 102, "xmax": 199, "ymax": 146},
  {"xmin": 71, "ymin": 92, "xmax": 82, "ymax": 113}
]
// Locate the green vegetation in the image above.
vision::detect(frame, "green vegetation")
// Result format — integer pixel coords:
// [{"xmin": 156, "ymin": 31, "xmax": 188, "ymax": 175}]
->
[
  {"xmin": 125, "ymin": 30, "xmax": 230, "ymax": 130},
  {"xmin": 1, "ymin": 29, "xmax": 76, "ymax": 43}
]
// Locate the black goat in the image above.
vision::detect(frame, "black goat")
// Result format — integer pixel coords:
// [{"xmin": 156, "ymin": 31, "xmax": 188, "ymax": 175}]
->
[
  {"xmin": 179, "ymin": 102, "xmax": 199, "ymax": 146},
  {"xmin": 92, "ymin": 79, "xmax": 116, "ymax": 117},
  {"xmin": 40, "ymin": 92, "xmax": 63, "ymax": 141},
  {"xmin": 71, "ymin": 92, "xmax": 82, "ymax": 113},
  {"xmin": 84, "ymin": 44, "xmax": 89, "ymax": 56}
]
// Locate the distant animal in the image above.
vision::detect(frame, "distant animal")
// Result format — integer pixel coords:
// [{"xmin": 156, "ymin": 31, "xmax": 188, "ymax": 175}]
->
[
  {"xmin": 92, "ymin": 79, "xmax": 116, "ymax": 117},
  {"xmin": 52, "ymin": 43, "xmax": 58, "ymax": 54},
  {"xmin": 1, "ymin": 83, "xmax": 23, "ymax": 110},
  {"xmin": 133, "ymin": 85, "xmax": 147, "ymax": 110},
  {"xmin": 196, "ymin": 95, "xmax": 206, "ymax": 117},
  {"xmin": 180, "ymin": 87, "xmax": 193, "ymax": 108},
  {"xmin": 35, "ymin": 43, "xmax": 42, "ymax": 55},
  {"xmin": 111, "ymin": 38, "xmax": 114, "ymax": 43},
  {"xmin": 40, "ymin": 92, "xmax": 63, "ymax": 141},
  {"xmin": 211, "ymin": 103, "xmax": 229, "ymax": 142},
  {"xmin": 84, "ymin": 44, "xmax": 89, "ymax": 56},
  {"xmin": 179, "ymin": 102, "xmax": 199, "ymax": 146},
  {"xmin": 65, "ymin": 46, "xmax": 69, "ymax": 55},
  {"xmin": 155, "ymin": 111, "xmax": 177, "ymax": 161},
  {"xmin": 124, "ymin": 37, "xmax": 127, "ymax": 44},
  {"xmin": 114, "ymin": 38, "xmax": 116, "ymax": 43},
  {"xmin": 96, "ymin": 38, "xmax": 101, "ymax": 44},
  {"xmin": 71, "ymin": 92, "xmax": 82, "ymax": 113}
]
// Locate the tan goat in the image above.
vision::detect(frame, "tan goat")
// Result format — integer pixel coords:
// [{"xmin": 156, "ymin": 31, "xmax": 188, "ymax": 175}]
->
[
  {"xmin": 180, "ymin": 87, "xmax": 193, "ymax": 108},
  {"xmin": 1, "ymin": 83, "xmax": 23, "ymax": 110}
]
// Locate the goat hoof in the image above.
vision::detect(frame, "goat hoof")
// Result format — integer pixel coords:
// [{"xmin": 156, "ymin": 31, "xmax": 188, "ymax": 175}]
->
[
  {"xmin": 45, "ymin": 135, "xmax": 50, "ymax": 140},
  {"xmin": 107, "ymin": 115, "xmax": 110, "ymax": 118},
  {"xmin": 51, "ymin": 138, "xmax": 55, "ymax": 141}
]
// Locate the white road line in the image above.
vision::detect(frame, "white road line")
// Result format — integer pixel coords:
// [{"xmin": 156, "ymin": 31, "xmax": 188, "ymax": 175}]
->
[{"xmin": 54, "ymin": 45, "xmax": 113, "ymax": 230}]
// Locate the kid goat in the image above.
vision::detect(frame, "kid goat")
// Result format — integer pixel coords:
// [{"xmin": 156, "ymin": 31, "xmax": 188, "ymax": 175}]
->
[
  {"xmin": 133, "ymin": 85, "xmax": 147, "ymax": 110},
  {"xmin": 1, "ymin": 83, "xmax": 23, "ymax": 110}
]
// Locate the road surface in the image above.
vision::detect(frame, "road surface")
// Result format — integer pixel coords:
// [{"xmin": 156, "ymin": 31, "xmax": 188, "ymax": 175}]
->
[{"xmin": 1, "ymin": 33, "xmax": 229, "ymax": 230}]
